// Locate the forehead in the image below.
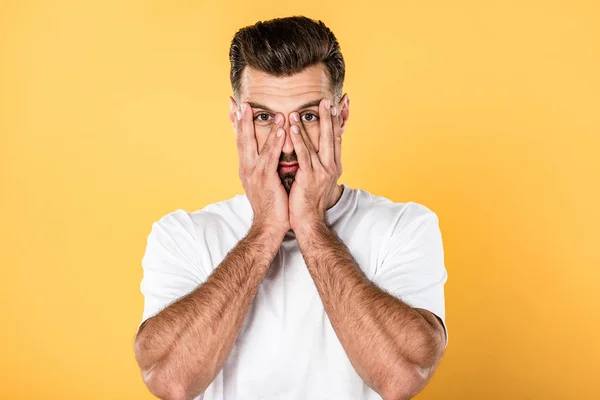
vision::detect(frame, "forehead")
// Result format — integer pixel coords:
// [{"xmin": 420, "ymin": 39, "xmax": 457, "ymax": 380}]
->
[{"xmin": 240, "ymin": 63, "xmax": 331, "ymax": 109}]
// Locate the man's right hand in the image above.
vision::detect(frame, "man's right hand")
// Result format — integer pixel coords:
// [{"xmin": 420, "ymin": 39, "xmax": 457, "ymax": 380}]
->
[{"xmin": 233, "ymin": 101, "xmax": 289, "ymax": 237}]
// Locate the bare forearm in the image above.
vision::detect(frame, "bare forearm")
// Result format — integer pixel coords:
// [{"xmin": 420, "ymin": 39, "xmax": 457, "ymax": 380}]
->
[
  {"xmin": 134, "ymin": 225, "xmax": 283, "ymax": 399},
  {"xmin": 295, "ymin": 222, "xmax": 443, "ymax": 399}
]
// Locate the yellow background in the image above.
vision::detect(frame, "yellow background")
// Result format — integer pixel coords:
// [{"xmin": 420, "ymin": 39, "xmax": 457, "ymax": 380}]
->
[{"xmin": 1, "ymin": 0, "xmax": 598, "ymax": 398}]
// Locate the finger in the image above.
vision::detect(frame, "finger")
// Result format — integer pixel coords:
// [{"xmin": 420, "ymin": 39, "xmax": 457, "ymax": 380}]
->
[
  {"xmin": 289, "ymin": 123, "xmax": 312, "ymax": 170},
  {"xmin": 291, "ymin": 112, "xmax": 319, "ymax": 167},
  {"xmin": 333, "ymin": 112, "xmax": 343, "ymax": 171},
  {"xmin": 234, "ymin": 105, "xmax": 246, "ymax": 176},
  {"xmin": 257, "ymin": 113, "xmax": 285, "ymax": 173},
  {"xmin": 236, "ymin": 102, "xmax": 258, "ymax": 166},
  {"xmin": 229, "ymin": 97, "xmax": 237, "ymax": 131},
  {"xmin": 318, "ymin": 98, "xmax": 335, "ymax": 167}
]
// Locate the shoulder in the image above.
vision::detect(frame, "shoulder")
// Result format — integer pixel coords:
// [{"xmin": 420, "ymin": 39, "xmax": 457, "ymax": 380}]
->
[
  {"xmin": 352, "ymin": 187, "xmax": 439, "ymax": 237},
  {"xmin": 145, "ymin": 193, "xmax": 250, "ymax": 255},
  {"xmin": 143, "ymin": 209, "xmax": 207, "ymax": 263},
  {"xmin": 373, "ymin": 201, "xmax": 438, "ymax": 225},
  {"xmin": 150, "ymin": 192, "xmax": 249, "ymax": 235},
  {"xmin": 150, "ymin": 208, "xmax": 219, "ymax": 236}
]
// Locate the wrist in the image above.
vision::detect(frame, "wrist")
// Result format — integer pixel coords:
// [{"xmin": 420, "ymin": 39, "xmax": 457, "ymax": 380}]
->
[
  {"xmin": 292, "ymin": 217, "xmax": 329, "ymax": 242},
  {"xmin": 249, "ymin": 221, "xmax": 287, "ymax": 244}
]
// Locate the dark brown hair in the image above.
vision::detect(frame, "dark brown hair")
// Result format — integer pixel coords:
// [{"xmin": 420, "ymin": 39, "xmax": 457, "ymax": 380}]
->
[{"xmin": 229, "ymin": 16, "xmax": 345, "ymax": 102}]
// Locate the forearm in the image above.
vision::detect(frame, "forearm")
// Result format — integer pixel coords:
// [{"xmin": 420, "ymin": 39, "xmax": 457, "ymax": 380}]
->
[
  {"xmin": 134, "ymin": 224, "xmax": 283, "ymax": 400},
  {"xmin": 295, "ymin": 222, "xmax": 442, "ymax": 399}
]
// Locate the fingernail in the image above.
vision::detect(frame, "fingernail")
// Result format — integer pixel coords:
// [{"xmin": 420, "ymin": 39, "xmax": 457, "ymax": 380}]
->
[
  {"xmin": 324, "ymin": 99, "xmax": 331, "ymax": 109},
  {"xmin": 236, "ymin": 110, "xmax": 241, "ymax": 120},
  {"xmin": 292, "ymin": 113, "xmax": 299, "ymax": 122},
  {"xmin": 275, "ymin": 114, "xmax": 282, "ymax": 124},
  {"xmin": 331, "ymin": 106, "xmax": 337, "ymax": 116},
  {"xmin": 277, "ymin": 128, "xmax": 284, "ymax": 137},
  {"xmin": 292, "ymin": 125, "xmax": 299, "ymax": 134},
  {"xmin": 241, "ymin": 103, "xmax": 247, "ymax": 113}
]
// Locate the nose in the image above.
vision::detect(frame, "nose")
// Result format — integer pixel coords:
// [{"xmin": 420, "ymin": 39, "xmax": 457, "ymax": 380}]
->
[{"xmin": 281, "ymin": 115, "xmax": 294, "ymax": 154}]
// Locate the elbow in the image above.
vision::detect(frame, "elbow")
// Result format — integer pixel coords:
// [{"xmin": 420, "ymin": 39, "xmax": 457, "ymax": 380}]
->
[
  {"xmin": 136, "ymin": 349, "xmax": 208, "ymax": 400},
  {"xmin": 380, "ymin": 341, "xmax": 442, "ymax": 400},
  {"xmin": 141, "ymin": 364, "xmax": 190, "ymax": 400},
  {"xmin": 133, "ymin": 323, "xmax": 208, "ymax": 400},
  {"xmin": 134, "ymin": 320, "xmax": 159, "ymax": 370},
  {"xmin": 134, "ymin": 336, "xmax": 191, "ymax": 400},
  {"xmin": 380, "ymin": 365, "xmax": 431, "ymax": 400}
]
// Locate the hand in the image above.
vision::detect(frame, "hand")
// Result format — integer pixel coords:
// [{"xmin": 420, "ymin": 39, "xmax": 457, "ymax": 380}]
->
[
  {"xmin": 288, "ymin": 98, "xmax": 343, "ymax": 233},
  {"xmin": 233, "ymin": 101, "xmax": 290, "ymax": 237}
]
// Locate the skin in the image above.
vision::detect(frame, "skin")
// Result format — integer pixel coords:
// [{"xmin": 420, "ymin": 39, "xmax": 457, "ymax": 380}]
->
[
  {"xmin": 227, "ymin": 62, "xmax": 446, "ymax": 398},
  {"xmin": 134, "ymin": 62, "xmax": 446, "ymax": 400},
  {"xmin": 228, "ymin": 63, "xmax": 349, "ymax": 205}
]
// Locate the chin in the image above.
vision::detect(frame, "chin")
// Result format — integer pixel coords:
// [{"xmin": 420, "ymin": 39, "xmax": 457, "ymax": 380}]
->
[{"xmin": 280, "ymin": 173, "xmax": 295, "ymax": 194}]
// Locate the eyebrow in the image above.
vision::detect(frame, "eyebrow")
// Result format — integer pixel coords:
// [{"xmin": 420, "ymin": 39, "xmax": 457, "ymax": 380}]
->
[{"xmin": 247, "ymin": 99, "xmax": 322, "ymax": 113}]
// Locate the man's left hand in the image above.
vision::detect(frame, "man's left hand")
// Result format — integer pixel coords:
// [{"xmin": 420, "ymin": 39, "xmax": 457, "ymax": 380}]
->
[{"xmin": 288, "ymin": 98, "xmax": 342, "ymax": 234}]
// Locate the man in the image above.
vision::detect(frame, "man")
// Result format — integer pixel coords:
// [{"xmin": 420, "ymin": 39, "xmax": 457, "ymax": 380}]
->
[{"xmin": 134, "ymin": 16, "xmax": 448, "ymax": 400}]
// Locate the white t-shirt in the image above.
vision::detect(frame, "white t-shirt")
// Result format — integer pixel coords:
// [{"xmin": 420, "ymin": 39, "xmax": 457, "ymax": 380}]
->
[{"xmin": 138, "ymin": 183, "xmax": 448, "ymax": 400}]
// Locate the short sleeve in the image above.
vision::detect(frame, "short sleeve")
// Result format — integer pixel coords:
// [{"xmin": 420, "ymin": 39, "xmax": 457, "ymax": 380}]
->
[
  {"xmin": 372, "ymin": 207, "xmax": 449, "ymax": 348},
  {"xmin": 137, "ymin": 210, "xmax": 209, "ymax": 334}
]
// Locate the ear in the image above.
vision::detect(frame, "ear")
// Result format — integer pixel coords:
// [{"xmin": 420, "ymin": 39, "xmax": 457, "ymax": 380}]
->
[
  {"xmin": 337, "ymin": 93, "xmax": 350, "ymax": 134},
  {"xmin": 229, "ymin": 96, "xmax": 238, "ymax": 130}
]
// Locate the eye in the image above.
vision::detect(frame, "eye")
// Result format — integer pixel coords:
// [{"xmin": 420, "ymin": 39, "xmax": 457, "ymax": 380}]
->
[
  {"xmin": 254, "ymin": 113, "xmax": 273, "ymax": 123},
  {"xmin": 301, "ymin": 112, "xmax": 319, "ymax": 122}
]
